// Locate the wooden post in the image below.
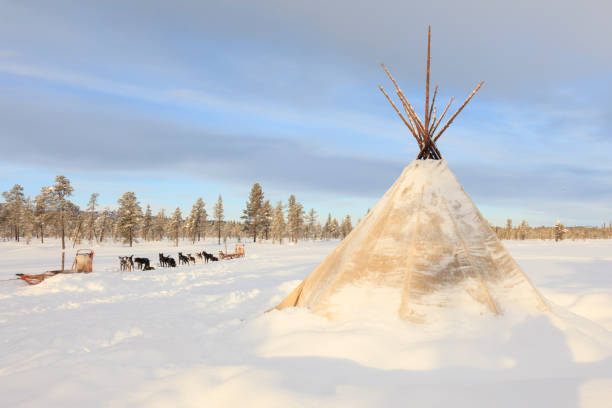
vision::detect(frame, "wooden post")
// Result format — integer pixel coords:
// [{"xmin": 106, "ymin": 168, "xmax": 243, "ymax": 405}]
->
[
  {"xmin": 381, "ymin": 63, "xmax": 429, "ymax": 143},
  {"xmin": 397, "ymin": 92, "xmax": 427, "ymax": 138},
  {"xmin": 425, "ymin": 25, "xmax": 431, "ymax": 131},
  {"xmin": 430, "ymin": 96, "xmax": 454, "ymax": 136},
  {"xmin": 434, "ymin": 81, "xmax": 484, "ymax": 142},
  {"xmin": 378, "ymin": 85, "xmax": 421, "ymax": 146},
  {"xmin": 429, "ymin": 107, "xmax": 437, "ymax": 134},
  {"xmin": 428, "ymin": 85, "xmax": 438, "ymax": 126}
]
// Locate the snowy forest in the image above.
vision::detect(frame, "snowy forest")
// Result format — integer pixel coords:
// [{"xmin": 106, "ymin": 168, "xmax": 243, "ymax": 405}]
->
[
  {"xmin": 1, "ymin": 175, "xmax": 610, "ymax": 247},
  {"xmin": 0, "ymin": 175, "xmax": 354, "ymax": 247},
  {"xmin": 490, "ymin": 219, "xmax": 612, "ymax": 241}
]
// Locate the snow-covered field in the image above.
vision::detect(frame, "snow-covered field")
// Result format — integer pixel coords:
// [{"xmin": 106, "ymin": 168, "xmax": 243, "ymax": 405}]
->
[{"xmin": 1, "ymin": 239, "xmax": 611, "ymax": 407}]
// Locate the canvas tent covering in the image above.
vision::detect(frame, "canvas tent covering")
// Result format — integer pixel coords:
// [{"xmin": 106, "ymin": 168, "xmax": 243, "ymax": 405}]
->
[
  {"xmin": 274, "ymin": 160, "xmax": 548, "ymax": 322},
  {"xmin": 273, "ymin": 27, "xmax": 548, "ymax": 322}
]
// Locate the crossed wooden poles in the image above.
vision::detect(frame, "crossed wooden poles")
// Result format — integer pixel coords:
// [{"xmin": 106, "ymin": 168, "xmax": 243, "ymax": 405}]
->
[{"xmin": 379, "ymin": 26, "xmax": 484, "ymax": 160}]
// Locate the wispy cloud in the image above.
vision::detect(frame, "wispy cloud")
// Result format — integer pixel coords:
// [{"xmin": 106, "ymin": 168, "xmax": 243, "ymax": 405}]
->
[
  {"xmin": 0, "ymin": 61, "xmax": 406, "ymax": 147},
  {"xmin": 0, "ymin": 92, "xmax": 404, "ymax": 197},
  {"xmin": 1, "ymin": 0, "xmax": 611, "ymax": 225}
]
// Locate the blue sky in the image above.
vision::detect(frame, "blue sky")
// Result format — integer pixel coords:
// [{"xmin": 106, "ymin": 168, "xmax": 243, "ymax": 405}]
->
[{"xmin": 1, "ymin": 0, "xmax": 611, "ymax": 226}]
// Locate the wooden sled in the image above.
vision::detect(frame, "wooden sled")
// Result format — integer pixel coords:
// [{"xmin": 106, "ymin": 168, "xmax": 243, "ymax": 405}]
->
[
  {"xmin": 16, "ymin": 271, "xmax": 61, "ymax": 285},
  {"xmin": 16, "ymin": 249, "xmax": 95, "ymax": 285},
  {"xmin": 72, "ymin": 249, "xmax": 94, "ymax": 273},
  {"xmin": 16, "ymin": 269, "xmax": 88, "ymax": 285},
  {"xmin": 218, "ymin": 243, "xmax": 245, "ymax": 260}
]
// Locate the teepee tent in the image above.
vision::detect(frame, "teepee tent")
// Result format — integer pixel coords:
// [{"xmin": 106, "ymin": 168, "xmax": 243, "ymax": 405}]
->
[{"xmin": 273, "ymin": 27, "xmax": 548, "ymax": 322}]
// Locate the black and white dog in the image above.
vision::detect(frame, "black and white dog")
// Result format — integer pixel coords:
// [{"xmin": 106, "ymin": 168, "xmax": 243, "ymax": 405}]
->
[
  {"xmin": 119, "ymin": 255, "xmax": 134, "ymax": 271},
  {"xmin": 178, "ymin": 252, "xmax": 189, "ymax": 265}
]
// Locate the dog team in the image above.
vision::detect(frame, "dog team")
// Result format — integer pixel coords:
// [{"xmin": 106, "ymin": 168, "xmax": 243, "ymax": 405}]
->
[{"xmin": 119, "ymin": 250, "xmax": 218, "ymax": 272}]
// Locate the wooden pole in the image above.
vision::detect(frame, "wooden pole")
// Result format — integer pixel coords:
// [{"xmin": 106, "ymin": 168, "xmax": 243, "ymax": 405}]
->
[
  {"xmin": 378, "ymin": 85, "xmax": 421, "ymax": 146},
  {"xmin": 425, "ymin": 25, "xmax": 431, "ymax": 131},
  {"xmin": 428, "ymin": 85, "xmax": 438, "ymax": 127},
  {"xmin": 399, "ymin": 97, "xmax": 428, "ymax": 147},
  {"xmin": 430, "ymin": 95, "xmax": 454, "ymax": 138},
  {"xmin": 380, "ymin": 63, "xmax": 403, "ymax": 97},
  {"xmin": 379, "ymin": 29, "xmax": 482, "ymax": 160},
  {"xmin": 418, "ymin": 140, "xmax": 442, "ymax": 160},
  {"xmin": 379, "ymin": 85, "xmax": 415, "ymax": 135},
  {"xmin": 381, "ymin": 63, "xmax": 429, "ymax": 139},
  {"xmin": 429, "ymin": 107, "xmax": 437, "ymax": 134},
  {"xmin": 397, "ymin": 91, "xmax": 427, "ymax": 138},
  {"xmin": 434, "ymin": 81, "xmax": 484, "ymax": 142},
  {"xmin": 382, "ymin": 63, "xmax": 420, "ymax": 127}
]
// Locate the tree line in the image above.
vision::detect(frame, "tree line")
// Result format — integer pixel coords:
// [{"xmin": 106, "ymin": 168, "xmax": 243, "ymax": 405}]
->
[
  {"xmin": 3, "ymin": 177, "xmax": 610, "ymax": 247},
  {"xmin": 0, "ymin": 176, "xmax": 354, "ymax": 247},
  {"xmin": 491, "ymin": 219, "xmax": 612, "ymax": 241}
]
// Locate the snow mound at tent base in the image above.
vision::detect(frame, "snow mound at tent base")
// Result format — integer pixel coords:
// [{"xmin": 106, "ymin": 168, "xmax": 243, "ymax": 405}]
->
[
  {"xmin": 303, "ymin": 278, "xmax": 547, "ymax": 323},
  {"xmin": 258, "ymin": 298, "xmax": 612, "ymax": 371}
]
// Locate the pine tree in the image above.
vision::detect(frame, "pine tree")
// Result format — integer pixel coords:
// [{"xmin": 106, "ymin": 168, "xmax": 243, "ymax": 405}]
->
[
  {"xmin": 222, "ymin": 220, "xmax": 232, "ymax": 245},
  {"xmin": 323, "ymin": 213, "xmax": 332, "ymax": 239},
  {"xmin": 2, "ymin": 184, "xmax": 25, "ymax": 241},
  {"xmin": 116, "ymin": 192, "xmax": 142, "ymax": 247},
  {"xmin": 340, "ymin": 214, "xmax": 353, "ymax": 238},
  {"xmin": 306, "ymin": 208, "xmax": 318, "ymax": 240},
  {"xmin": 554, "ymin": 221, "xmax": 567, "ymax": 242},
  {"xmin": 142, "ymin": 205, "xmax": 153, "ymax": 241},
  {"xmin": 242, "ymin": 183, "xmax": 264, "ymax": 242},
  {"xmin": 186, "ymin": 197, "xmax": 207, "ymax": 243},
  {"xmin": 2, "ymin": 184, "xmax": 25, "ymax": 242},
  {"xmin": 111, "ymin": 210, "xmax": 120, "ymax": 242},
  {"xmin": 287, "ymin": 195, "xmax": 304, "ymax": 243},
  {"xmin": 0, "ymin": 203, "xmax": 5, "ymax": 240},
  {"xmin": 71, "ymin": 212, "xmax": 86, "ymax": 247},
  {"xmin": 33, "ymin": 188, "xmax": 52, "ymax": 243},
  {"xmin": 260, "ymin": 200, "xmax": 273, "ymax": 241},
  {"xmin": 315, "ymin": 223, "xmax": 323, "ymax": 240},
  {"xmin": 87, "ymin": 193, "xmax": 99, "ymax": 243},
  {"xmin": 168, "ymin": 207, "xmax": 183, "ymax": 246},
  {"xmin": 22, "ymin": 197, "xmax": 34, "ymax": 244},
  {"xmin": 64, "ymin": 201, "xmax": 81, "ymax": 242},
  {"xmin": 271, "ymin": 201, "xmax": 286, "ymax": 244},
  {"xmin": 214, "ymin": 195, "xmax": 224, "ymax": 245},
  {"xmin": 329, "ymin": 217, "xmax": 340, "ymax": 238},
  {"xmin": 233, "ymin": 221, "xmax": 242, "ymax": 242},
  {"xmin": 518, "ymin": 220, "xmax": 529, "ymax": 240},
  {"xmin": 153, "ymin": 209, "xmax": 167, "ymax": 241},
  {"xmin": 95, "ymin": 207, "xmax": 111, "ymax": 243},
  {"xmin": 50, "ymin": 175, "xmax": 74, "ymax": 250}
]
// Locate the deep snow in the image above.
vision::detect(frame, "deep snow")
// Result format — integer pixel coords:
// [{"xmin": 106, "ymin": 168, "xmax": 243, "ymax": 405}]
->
[{"xmin": 1, "ymin": 239, "xmax": 611, "ymax": 407}]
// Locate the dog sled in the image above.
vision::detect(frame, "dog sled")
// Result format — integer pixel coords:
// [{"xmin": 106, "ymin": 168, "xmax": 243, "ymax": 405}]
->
[
  {"xmin": 16, "ymin": 249, "xmax": 95, "ymax": 285},
  {"xmin": 218, "ymin": 243, "xmax": 245, "ymax": 260},
  {"xmin": 16, "ymin": 270, "xmax": 63, "ymax": 285},
  {"xmin": 72, "ymin": 249, "xmax": 94, "ymax": 272}
]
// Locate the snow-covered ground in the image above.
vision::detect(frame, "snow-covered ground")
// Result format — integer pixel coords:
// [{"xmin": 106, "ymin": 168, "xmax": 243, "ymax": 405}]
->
[{"xmin": 1, "ymin": 239, "xmax": 611, "ymax": 407}]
